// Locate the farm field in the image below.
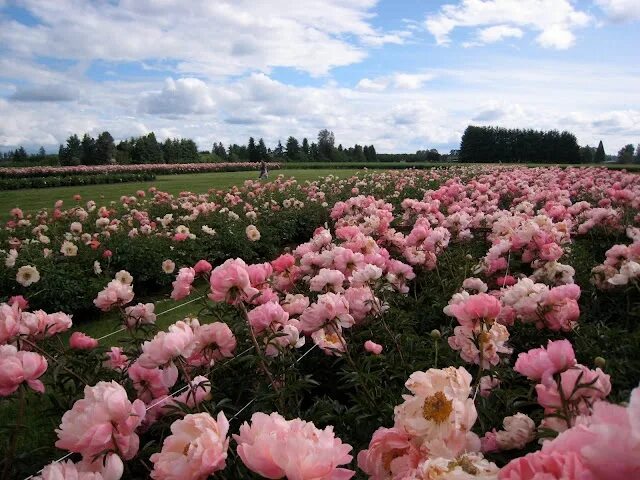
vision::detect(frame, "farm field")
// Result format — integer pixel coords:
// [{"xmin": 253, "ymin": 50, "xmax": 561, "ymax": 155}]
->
[
  {"xmin": 0, "ymin": 168, "xmax": 368, "ymax": 218},
  {"xmin": 0, "ymin": 165, "xmax": 639, "ymax": 479}
]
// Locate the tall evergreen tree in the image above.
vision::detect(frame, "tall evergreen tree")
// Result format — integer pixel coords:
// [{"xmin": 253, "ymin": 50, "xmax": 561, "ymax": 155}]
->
[
  {"xmin": 594, "ymin": 141, "xmax": 605, "ymax": 163},
  {"xmin": 274, "ymin": 140, "xmax": 284, "ymax": 158},
  {"xmin": 80, "ymin": 134, "xmax": 97, "ymax": 165},
  {"xmin": 248, "ymin": 137, "xmax": 259, "ymax": 162},
  {"xmin": 38, "ymin": 146, "xmax": 46, "ymax": 158},
  {"xmin": 95, "ymin": 131, "xmax": 115, "ymax": 165},
  {"xmin": 257, "ymin": 138, "xmax": 268, "ymax": 160},
  {"xmin": 317, "ymin": 129, "xmax": 335, "ymax": 160},
  {"xmin": 618, "ymin": 144, "xmax": 635, "ymax": 163},
  {"xmin": 13, "ymin": 146, "xmax": 28, "ymax": 162},
  {"xmin": 301, "ymin": 138, "xmax": 309, "ymax": 156},
  {"xmin": 285, "ymin": 136, "xmax": 300, "ymax": 160}
]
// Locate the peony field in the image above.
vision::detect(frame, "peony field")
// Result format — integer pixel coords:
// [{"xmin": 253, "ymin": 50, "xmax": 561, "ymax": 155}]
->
[{"xmin": 1, "ymin": 165, "xmax": 639, "ymax": 480}]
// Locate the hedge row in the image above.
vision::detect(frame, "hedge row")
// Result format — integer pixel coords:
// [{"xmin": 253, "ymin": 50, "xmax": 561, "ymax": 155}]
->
[{"xmin": 0, "ymin": 173, "xmax": 156, "ymax": 190}]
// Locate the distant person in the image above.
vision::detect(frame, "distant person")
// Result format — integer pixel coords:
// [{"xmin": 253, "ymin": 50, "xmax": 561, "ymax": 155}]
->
[{"xmin": 259, "ymin": 160, "xmax": 268, "ymax": 179}]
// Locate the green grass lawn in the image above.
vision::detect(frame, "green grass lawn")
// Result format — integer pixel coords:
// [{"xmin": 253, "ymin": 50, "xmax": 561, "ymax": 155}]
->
[{"xmin": 0, "ymin": 168, "xmax": 368, "ymax": 217}]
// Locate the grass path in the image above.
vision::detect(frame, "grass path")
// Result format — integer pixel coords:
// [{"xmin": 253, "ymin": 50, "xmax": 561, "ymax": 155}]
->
[{"xmin": 0, "ymin": 168, "xmax": 367, "ymax": 217}]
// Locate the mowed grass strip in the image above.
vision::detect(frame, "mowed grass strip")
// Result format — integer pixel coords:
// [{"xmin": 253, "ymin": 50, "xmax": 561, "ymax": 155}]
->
[{"xmin": 0, "ymin": 168, "xmax": 370, "ymax": 217}]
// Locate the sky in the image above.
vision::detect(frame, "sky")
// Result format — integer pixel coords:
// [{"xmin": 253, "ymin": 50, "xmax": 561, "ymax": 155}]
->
[{"xmin": 0, "ymin": 0, "xmax": 638, "ymax": 154}]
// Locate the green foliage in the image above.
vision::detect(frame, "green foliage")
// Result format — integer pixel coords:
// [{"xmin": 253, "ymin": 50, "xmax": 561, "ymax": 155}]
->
[
  {"xmin": 0, "ymin": 173, "xmax": 155, "ymax": 190},
  {"xmin": 460, "ymin": 125, "xmax": 581, "ymax": 164}
]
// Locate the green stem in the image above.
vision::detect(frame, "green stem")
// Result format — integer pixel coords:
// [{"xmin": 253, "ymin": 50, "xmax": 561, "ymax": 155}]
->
[{"xmin": 2, "ymin": 385, "xmax": 25, "ymax": 479}]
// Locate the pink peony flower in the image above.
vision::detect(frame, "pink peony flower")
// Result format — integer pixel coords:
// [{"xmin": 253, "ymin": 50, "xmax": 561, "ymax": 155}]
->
[
  {"xmin": 104, "ymin": 347, "xmax": 128, "ymax": 371},
  {"xmin": 300, "ymin": 292, "xmax": 354, "ymax": 334},
  {"xmin": 35, "ymin": 453, "xmax": 124, "ymax": 480},
  {"xmin": 209, "ymin": 258, "xmax": 259, "ymax": 305},
  {"xmin": 171, "ymin": 267, "xmax": 195, "ymax": 300},
  {"xmin": 150, "ymin": 412, "xmax": 229, "ymax": 480},
  {"xmin": 447, "ymin": 293, "xmax": 502, "ymax": 328},
  {"xmin": 187, "ymin": 322, "xmax": 237, "ymax": 367},
  {"xmin": 234, "ymin": 412, "xmax": 354, "ymax": 480},
  {"xmin": 499, "ymin": 451, "xmax": 594, "ymax": 480},
  {"xmin": 0, "ymin": 302, "xmax": 20, "ymax": 344},
  {"xmin": 138, "ymin": 321, "xmax": 196, "ymax": 368},
  {"xmin": 55, "ymin": 381, "xmax": 146, "ymax": 460},
  {"xmin": 394, "ymin": 366, "xmax": 479, "ymax": 458},
  {"xmin": 247, "ymin": 301, "xmax": 289, "ymax": 334},
  {"xmin": 0, "ymin": 344, "xmax": 48, "ymax": 396},
  {"xmin": 193, "ymin": 259, "xmax": 212, "ymax": 275},
  {"xmin": 310, "ymin": 268, "xmax": 346, "ymax": 293},
  {"xmin": 128, "ymin": 361, "xmax": 178, "ymax": 403},
  {"xmin": 514, "ymin": 339, "xmax": 576, "ymax": 382},
  {"xmin": 69, "ymin": 331, "xmax": 99, "ymax": 350},
  {"xmin": 124, "ymin": 302, "xmax": 156, "ymax": 328},
  {"xmin": 94, "ymin": 279, "xmax": 135, "ymax": 312},
  {"xmin": 8, "ymin": 295, "xmax": 29, "ymax": 310},
  {"xmin": 357, "ymin": 427, "xmax": 421, "ymax": 480},
  {"xmin": 364, "ymin": 340, "xmax": 383, "ymax": 355}
]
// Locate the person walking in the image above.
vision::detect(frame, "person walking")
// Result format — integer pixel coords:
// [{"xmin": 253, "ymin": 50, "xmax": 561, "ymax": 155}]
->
[{"xmin": 259, "ymin": 160, "xmax": 268, "ymax": 179}]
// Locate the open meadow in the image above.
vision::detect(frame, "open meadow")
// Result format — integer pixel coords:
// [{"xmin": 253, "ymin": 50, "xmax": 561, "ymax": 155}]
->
[{"xmin": 0, "ymin": 165, "xmax": 638, "ymax": 479}]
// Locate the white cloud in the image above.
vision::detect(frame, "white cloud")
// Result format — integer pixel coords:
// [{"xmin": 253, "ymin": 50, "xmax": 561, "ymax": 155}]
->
[
  {"xmin": 425, "ymin": 0, "xmax": 590, "ymax": 49},
  {"xmin": 10, "ymin": 84, "xmax": 78, "ymax": 102},
  {"xmin": 1, "ymin": 0, "xmax": 405, "ymax": 77},
  {"xmin": 356, "ymin": 78, "xmax": 388, "ymax": 91},
  {"xmin": 477, "ymin": 25, "xmax": 524, "ymax": 43},
  {"xmin": 595, "ymin": 0, "xmax": 640, "ymax": 22},
  {"xmin": 356, "ymin": 72, "xmax": 435, "ymax": 91},
  {"xmin": 138, "ymin": 78, "xmax": 216, "ymax": 115}
]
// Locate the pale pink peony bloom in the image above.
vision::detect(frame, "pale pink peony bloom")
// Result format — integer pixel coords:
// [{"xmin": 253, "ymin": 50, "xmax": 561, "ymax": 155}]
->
[
  {"xmin": 364, "ymin": 340, "xmax": 383, "ymax": 355},
  {"xmin": 265, "ymin": 323, "xmax": 305, "ymax": 357},
  {"xmin": 541, "ymin": 284, "xmax": 581, "ymax": 332},
  {"xmin": 344, "ymin": 286, "xmax": 380, "ymax": 323},
  {"xmin": 482, "ymin": 413, "xmax": 536, "ymax": 453},
  {"xmin": 94, "ymin": 279, "xmax": 135, "ymax": 311},
  {"xmin": 170, "ymin": 267, "xmax": 196, "ymax": 300},
  {"xmin": 55, "ymin": 381, "xmax": 146, "ymax": 460},
  {"xmin": 247, "ymin": 301, "xmax": 289, "ymax": 334},
  {"xmin": 187, "ymin": 322, "xmax": 237, "ymax": 367},
  {"xmin": 357, "ymin": 427, "xmax": 421, "ymax": 480},
  {"xmin": 35, "ymin": 453, "xmax": 124, "ymax": 480},
  {"xmin": 281, "ymin": 293, "xmax": 310, "ymax": 316},
  {"xmin": 498, "ymin": 451, "xmax": 594, "ymax": 480},
  {"xmin": 539, "ymin": 385, "xmax": 640, "ymax": 479},
  {"xmin": 124, "ymin": 302, "xmax": 156, "ymax": 328},
  {"xmin": 479, "ymin": 375, "xmax": 500, "ymax": 398},
  {"xmin": 162, "ymin": 259, "xmax": 176, "ymax": 274},
  {"xmin": 150, "ymin": 412, "xmax": 229, "ymax": 480},
  {"xmin": 0, "ymin": 344, "xmax": 48, "ymax": 396},
  {"xmin": 128, "ymin": 361, "xmax": 178, "ymax": 403},
  {"xmin": 209, "ymin": 258, "xmax": 259, "ymax": 304},
  {"xmin": 193, "ymin": 259, "xmax": 212, "ymax": 275},
  {"xmin": 0, "ymin": 302, "xmax": 21, "ymax": 344},
  {"xmin": 8, "ymin": 295, "xmax": 29, "ymax": 310},
  {"xmin": 69, "ymin": 331, "xmax": 99, "ymax": 350},
  {"xmin": 300, "ymin": 292, "xmax": 354, "ymax": 334},
  {"xmin": 535, "ymin": 365, "xmax": 611, "ymax": 424},
  {"xmin": 413, "ymin": 452, "xmax": 499, "ymax": 479},
  {"xmin": 514, "ymin": 339, "xmax": 576, "ymax": 382},
  {"xmin": 394, "ymin": 367, "xmax": 479, "ymax": 458},
  {"xmin": 234, "ymin": 411, "xmax": 354, "ymax": 480},
  {"xmin": 310, "ymin": 268, "xmax": 346, "ymax": 293},
  {"xmin": 447, "ymin": 293, "xmax": 501, "ymax": 328},
  {"xmin": 246, "ymin": 224, "xmax": 261, "ymax": 241},
  {"xmin": 104, "ymin": 347, "xmax": 128, "ymax": 371},
  {"xmin": 462, "ymin": 277, "xmax": 489, "ymax": 293},
  {"xmin": 138, "ymin": 321, "xmax": 196, "ymax": 368}
]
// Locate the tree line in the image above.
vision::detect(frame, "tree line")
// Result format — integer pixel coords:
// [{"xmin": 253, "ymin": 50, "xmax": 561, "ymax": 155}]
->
[
  {"xmin": 212, "ymin": 129, "xmax": 378, "ymax": 163},
  {"xmin": 2, "ymin": 126, "xmax": 639, "ymax": 165},
  {"xmin": 459, "ymin": 125, "xmax": 640, "ymax": 164}
]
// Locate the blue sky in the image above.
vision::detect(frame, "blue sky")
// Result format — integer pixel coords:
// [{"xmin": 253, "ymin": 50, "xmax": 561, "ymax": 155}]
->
[{"xmin": 0, "ymin": 0, "xmax": 638, "ymax": 153}]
